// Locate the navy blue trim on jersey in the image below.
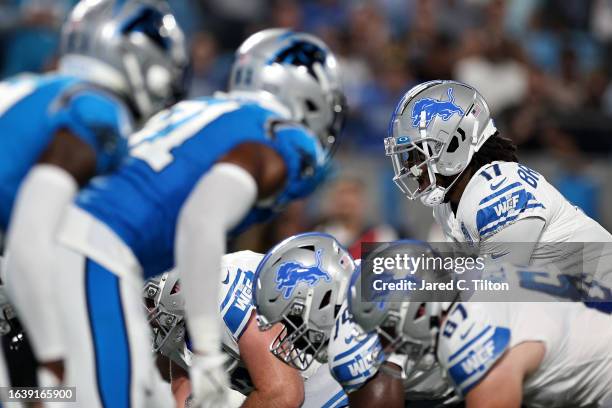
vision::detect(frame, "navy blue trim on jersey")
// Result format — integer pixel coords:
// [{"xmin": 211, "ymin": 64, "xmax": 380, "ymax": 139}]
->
[
  {"xmin": 585, "ymin": 302, "xmax": 612, "ymax": 314},
  {"xmin": 85, "ymin": 259, "xmax": 132, "ymax": 408}
]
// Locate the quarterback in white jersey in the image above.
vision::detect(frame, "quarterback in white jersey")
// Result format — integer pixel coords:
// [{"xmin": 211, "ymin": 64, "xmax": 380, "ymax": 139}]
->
[
  {"xmin": 384, "ymin": 80, "xmax": 612, "ymax": 271},
  {"xmin": 145, "ymin": 250, "xmax": 348, "ymax": 408}
]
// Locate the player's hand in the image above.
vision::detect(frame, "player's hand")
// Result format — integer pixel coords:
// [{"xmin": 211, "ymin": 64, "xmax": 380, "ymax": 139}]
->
[{"xmin": 189, "ymin": 351, "xmax": 232, "ymax": 408}]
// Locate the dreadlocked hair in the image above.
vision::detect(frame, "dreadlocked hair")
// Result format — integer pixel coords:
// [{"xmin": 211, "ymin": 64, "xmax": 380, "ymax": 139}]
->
[{"xmin": 468, "ymin": 132, "xmax": 518, "ymax": 174}]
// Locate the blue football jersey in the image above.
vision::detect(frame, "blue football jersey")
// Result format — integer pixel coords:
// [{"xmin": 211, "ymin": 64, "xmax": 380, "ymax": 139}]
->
[
  {"xmin": 76, "ymin": 96, "xmax": 328, "ymax": 279},
  {"xmin": 0, "ymin": 73, "xmax": 131, "ymax": 230}
]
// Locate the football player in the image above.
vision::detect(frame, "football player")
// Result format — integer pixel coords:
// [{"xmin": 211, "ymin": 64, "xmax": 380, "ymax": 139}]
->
[
  {"xmin": 349, "ymin": 246, "xmax": 612, "ymax": 407},
  {"xmin": 253, "ymin": 234, "xmax": 454, "ymax": 408},
  {"xmin": 145, "ymin": 247, "xmax": 349, "ymax": 408},
  {"xmin": 254, "ymin": 232, "xmax": 357, "ymax": 407},
  {"xmin": 53, "ymin": 29, "xmax": 345, "ymax": 407},
  {"xmin": 384, "ymin": 80, "xmax": 612, "ymax": 273},
  {"xmin": 328, "ymin": 242, "xmax": 457, "ymax": 408},
  {"xmin": 1, "ymin": 0, "xmax": 187, "ymax": 384}
]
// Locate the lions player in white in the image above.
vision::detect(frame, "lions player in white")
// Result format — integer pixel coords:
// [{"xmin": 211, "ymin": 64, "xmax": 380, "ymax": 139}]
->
[
  {"xmin": 330, "ymin": 242, "xmax": 456, "ymax": 408},
  {"xmin": 384, "ymin": 80, "xmax": 612, "ymax": 272},
  {"xmin": 254, "ymin": 234, "xmax": 456, "ymax": 407},
  {"xmin": 145, "ymin": 247, "xmax": 348, "ymax": 408},
  {"xmin": 349, "ymin": 249, "xmax": 612, "ymax": 407},
  {"xmin": 254, "ymin": 233, "xmax": 359, "ymax": 407}
]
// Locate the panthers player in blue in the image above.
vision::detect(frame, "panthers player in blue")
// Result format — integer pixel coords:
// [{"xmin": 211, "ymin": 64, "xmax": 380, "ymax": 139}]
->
[
  {"xmin": 385, "ymin": 80, "xmax": 612, "ymax": 271},
  {"xmin": 1, "ymin": 0, "xmax": 187, "ymax": 387},
  {"xmin": 54, "ymin": 29, "xmax": 345, "ymax": 407}
]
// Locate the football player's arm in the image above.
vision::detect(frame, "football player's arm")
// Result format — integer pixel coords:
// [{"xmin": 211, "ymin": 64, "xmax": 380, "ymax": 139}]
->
[
  {"xmin": 465, "ymin": 341, "xmax": 545, "ymax": 408},
  {"xmin": 238, "ymin": 312, "xmax": 304, "ymax": 408},
  {"xmin": 170, "ymin": 360, "xmax": 191, "ymax": 408},
  {"xmin": 347, "ymin": 362, "xmax": 404, "ymax": 408},
  {"xmin": 156, "ymin": 353, "xmax": 172, "ymax": 383},
  {"xmin": 4, "ymin": 130, "xmax": 93, "ymax": 371},
  {"xmin": 177, "ymin": 142, "xmax": 286, "ymax": 354},
  {"xmin": 480, "ymin": 217, "xmax": 545, "ymax": 266}
]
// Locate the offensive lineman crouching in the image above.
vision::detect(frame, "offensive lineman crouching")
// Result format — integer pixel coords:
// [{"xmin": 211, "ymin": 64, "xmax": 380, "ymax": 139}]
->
[{"xmin": 144, "ymin": 248, "xmax": 349, "ymax": 408}]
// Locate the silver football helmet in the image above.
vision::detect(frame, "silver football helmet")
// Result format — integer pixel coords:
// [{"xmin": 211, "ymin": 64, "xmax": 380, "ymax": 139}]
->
[
  {"xmin": 253, "ymin": 233, "xmax": 355, "ymax": 370},
  {"xmin": 59, "ymin": 0, "xmax": 189, "ymax": 120},
  {"xmin": 348, "ymin": 241, "xmax": 455, "ymax": 378},
  {"xmin": 229, "ymin": 28, "xmax": 346, "ymax": 157},
  {"xmin": 143, "ymin": 271, "xmax": 190, "ymax": 368},
  {"xmin": 385, "ymin": 80, "xmax": 497, "ymax": 207}
]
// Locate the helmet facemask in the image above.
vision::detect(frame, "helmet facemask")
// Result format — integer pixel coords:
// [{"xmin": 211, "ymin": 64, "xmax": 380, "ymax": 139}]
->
[
  {"xmin": 258, "ymin": 303, "xmax": 329, "ymax": 371},
  {"xmin": 322, "ymin": 89, "xmax": 347, "ymax": 159},
  {"xmin": 370, "ymin": 302, "xmax": 439, "ymax": 380},
  {"xmin": 143, "ymin": 275, "xmax": 185, "ymax": 353},
  {"xmin": 257, "ymin": 284, "xmax": 340, "ymax": 371},
  {"xmin": 386, "ymin": 112, "xmax": 482, "ymax": 207}
]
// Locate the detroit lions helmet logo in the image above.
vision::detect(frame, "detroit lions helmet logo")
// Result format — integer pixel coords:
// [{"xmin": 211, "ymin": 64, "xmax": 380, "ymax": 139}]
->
[
  {"xmin": 275, "ymin": 249, "xmax": 331, "ymax": 299},
  {"xmin": 411, "ymin": 88, "xmax": 464, "ymax": 128}
]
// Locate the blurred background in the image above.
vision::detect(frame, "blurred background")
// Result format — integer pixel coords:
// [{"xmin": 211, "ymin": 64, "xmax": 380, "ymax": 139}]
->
[{"xmin": 3, "ymin": 0, "xmax": 611, "ymax": 253}]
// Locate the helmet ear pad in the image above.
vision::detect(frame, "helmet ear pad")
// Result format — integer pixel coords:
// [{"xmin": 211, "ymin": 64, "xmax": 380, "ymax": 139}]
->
[{"xmin": 436, "ymin": 127, "xmax": 472, "ymax": 176}]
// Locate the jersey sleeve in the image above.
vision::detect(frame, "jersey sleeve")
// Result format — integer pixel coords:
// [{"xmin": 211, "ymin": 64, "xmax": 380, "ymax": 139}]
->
[
  {"xmin": 218, "ymin": 251, "xmax": 263, "ymax": 341},
  {"xmin": 47, "ymin": 85, "xmax": 132, "ymax": 175},
  {"xmin": 328, "ymin": 303, "xmax": 384, "ymax": 393},
  {"xmin": 457, "ymin": 162, "xmax": 548, "ymax": 241},
  {"xmin": 436, "ymin": 302, "xmax": 511, "ymax": 397},
  {"xmin": 269, "ymin": 122, "xmax": 329, "ymax": 207},
  {"xmin": 230, "ymin": 121, "xmax": 329, "ymax": 235}
]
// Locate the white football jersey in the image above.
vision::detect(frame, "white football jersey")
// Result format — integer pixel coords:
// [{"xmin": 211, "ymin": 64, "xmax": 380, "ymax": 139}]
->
[
  {"xmin": 437, "ymin": 265, "xmax": 612, "ymax": 407},
  {"xmin": 181, "ymin": 251, "xmax": 348, "ymax": 407},
  {"xmin": 433, "ymin": 161, "xmax": 612, "ymax": 282},
  {"xmin": 328, "ymin": 301, "xmax": 455, "ymax": 402}
]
